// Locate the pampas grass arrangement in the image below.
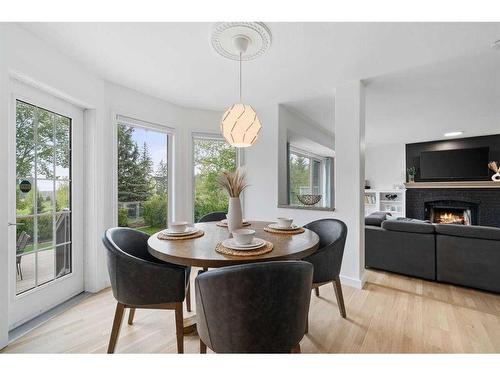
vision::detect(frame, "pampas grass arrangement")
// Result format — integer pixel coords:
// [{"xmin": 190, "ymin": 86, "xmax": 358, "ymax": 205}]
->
[
  {"xmin": 217, "ymin": 167, "xmax": 249, "ymax": 198},
  {"xmin": 489, "ymin": 161, "xmax": 499, "ymax": 173}
]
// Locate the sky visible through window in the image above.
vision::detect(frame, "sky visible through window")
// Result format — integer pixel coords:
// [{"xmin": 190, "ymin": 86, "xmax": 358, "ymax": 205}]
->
[{"xmin": 131, "ymin": 127, "xmax": 167, "ymax": 171}]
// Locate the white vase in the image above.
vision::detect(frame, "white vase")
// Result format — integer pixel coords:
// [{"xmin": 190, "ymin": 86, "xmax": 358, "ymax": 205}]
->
[
  {"xmin": 227, "ymin": 197, "xmax": 243, "ymax": 233},
  {"xmin": 492, "ymin": 172, "xmax": 500, "ymax": 182}
]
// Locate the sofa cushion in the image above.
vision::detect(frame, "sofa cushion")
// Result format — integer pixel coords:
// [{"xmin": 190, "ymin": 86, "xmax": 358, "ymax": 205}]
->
[
  {"xmin": 365, "ymin": 226, "xmax": 436, "ymax": 280},
  {"xmin": 435, "ymin": 224, "xmax": 500, "ymax": 241},
  {"xmin": 382, "ymin": 220, "xmax": 435, "ymax": 234},
  {"xmin": 436, "ymin": 235, "xmax": 500, "ymax": 293},
  {"xmin": 365, "ymin": 211, "xmax": 391, "ymax": 227},
  {"xmin": 396, "ymin": 217, "xmax": 431, "ymax": 224}
]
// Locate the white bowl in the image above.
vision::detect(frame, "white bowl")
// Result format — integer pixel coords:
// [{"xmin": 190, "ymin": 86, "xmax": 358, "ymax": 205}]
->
[
  {"xmin": 277, "ymin": 217, "xmax": 293, "ymax": 228},
  {"xmin": 169, "ymin": 221, "xmax": 189, "ymax": 233},
  {"xmin": 232, "ymin": 229, "xmax": 256, "ymax": 245}
]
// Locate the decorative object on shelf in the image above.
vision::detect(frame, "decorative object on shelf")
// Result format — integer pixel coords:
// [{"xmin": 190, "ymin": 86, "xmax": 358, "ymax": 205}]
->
[
  {"xmin": 217, "ymin": 167, "xmax": 249, "ymax": 232},
  {"xmin": 385, "ymin": 194, "xmax": 398, "ymax": 201},
  {"xmin": 297, "ymin": 194, "xmax": 322, "ymax": 206},
  {"xmin": 488, "ymin": 161, "xmax": 500, "ymax": 182},
  {"xmin": 212, "ymin": 22, "xmax": 271, "ymax": 147},
  {"xmin": 407, "ymin": 166, "xmax": 416, "ymax": 183},
  {"xmin": 364, "ymin": 180, "xmax": 371, "ymax": 189}
]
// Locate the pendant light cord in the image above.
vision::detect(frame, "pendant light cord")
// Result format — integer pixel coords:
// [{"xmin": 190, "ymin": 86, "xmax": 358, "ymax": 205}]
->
[{"xmin": 239, "ymin": 51, "xmax": 242, "ymax": 103}]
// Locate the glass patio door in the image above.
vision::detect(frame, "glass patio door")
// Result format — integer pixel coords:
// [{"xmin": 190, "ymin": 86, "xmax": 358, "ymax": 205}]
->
[{"xmin": 9, "ymin": 85, "xmax": 84, "ymax": 329}]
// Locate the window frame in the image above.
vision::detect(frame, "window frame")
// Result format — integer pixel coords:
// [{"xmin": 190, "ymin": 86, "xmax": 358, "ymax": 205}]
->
[
  {"xmin": 288, "ymin": 146, "xmax": 328, "ymax": 206},
  {"xmin": 113, "ymin": 114, "xmax": 174, "ymax": 230},
  {"xmin": 191, "ymin": 132, "xmax": 243, "ymax": 223},
  {"xmin": 13, "ymin": 99, "xmax": 74, "ymax": 295}
]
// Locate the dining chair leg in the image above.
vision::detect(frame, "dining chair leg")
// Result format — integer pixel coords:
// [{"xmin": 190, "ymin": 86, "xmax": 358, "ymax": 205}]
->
[
  {"xmin": 332, "ymin": 277, "xmax": 347, "ymax": 318},
  {"xmin": 186, "ymin": 282, "xmax": 192, "ymax": 312},
  {"xmin": 314, "ymin": 287, "xmax": 320, "ymax": 297},
  {"xmin": 291, "ymin": 343, "xmax": 301, "ymax": 353},
  {"xmin": 107, "ymin": 302, "xmax": 125, "ymax": 353},
  {"xmin": 200, "ymin": 339, "xmax": 207, "ymax": 354},
  {"xmin": 174, "ymin": 302, "xmax": 184, "ymax": 354},
  {"xmin": 305, "ymin": 311, "xmax": 309, "ymax": 334},
  {"xmin": 17, "ymin": 261, "xmax": 23, "ymax": 280},
  {"xmin": 128, "ymin": 308, "xmax": 136, "ymax": 325}
]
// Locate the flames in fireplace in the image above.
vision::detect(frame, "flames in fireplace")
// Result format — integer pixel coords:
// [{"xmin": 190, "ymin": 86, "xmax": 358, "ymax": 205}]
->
[
  {"xmin": 431, "ymin": 208, "xmax": 472, "ymax": 225},
  {"xmin": 435, "ymin": 211, "xmax": 466, "ymax": 225},
  {"xmin": 424, "ymin": 200, "xmax": 478, "ymax": 226}
]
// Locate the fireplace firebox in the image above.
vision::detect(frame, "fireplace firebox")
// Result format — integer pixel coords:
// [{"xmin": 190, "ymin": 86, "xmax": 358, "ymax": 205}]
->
[{"xmin": 424, "ymin": 200, "xmax": 478, "ymax": 225}]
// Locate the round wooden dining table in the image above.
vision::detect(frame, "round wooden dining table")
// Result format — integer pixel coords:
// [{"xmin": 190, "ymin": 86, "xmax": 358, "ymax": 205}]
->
[
  {"xmin": 148, "ymin": 220, "xmax": 320, "ymax": 335},
  {"xmin": 147, "ymin": 221, "xmax": 320, "ymax": 268}
]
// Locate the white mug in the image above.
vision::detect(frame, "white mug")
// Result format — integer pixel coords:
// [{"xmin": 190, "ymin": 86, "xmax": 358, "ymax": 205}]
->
[
  {"xmin": 232, "ymin": 229, "xmax": 255, "ymax": 245},
  {"xmin": 169, "ymin": 221, "xmax": 188, "ymax": 233},
  {"xmin": 277, "ymin": 217, "xmax": 293, "ymax": 228}
]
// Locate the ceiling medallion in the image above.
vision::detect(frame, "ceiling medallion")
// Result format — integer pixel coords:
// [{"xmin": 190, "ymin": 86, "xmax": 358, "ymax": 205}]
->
[
  {"xmin": 211, "ymin": 22, "xmax": 272, "ymax": 61},
  {"xmin": 212, "ymin": 22, "xmax": 271, "ymax": 148}
]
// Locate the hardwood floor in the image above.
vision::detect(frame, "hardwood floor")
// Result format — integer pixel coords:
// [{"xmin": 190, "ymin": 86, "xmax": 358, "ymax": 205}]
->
[{"xmin": 3, "ymin": 269, "xmax": 500, "ymax": 353}]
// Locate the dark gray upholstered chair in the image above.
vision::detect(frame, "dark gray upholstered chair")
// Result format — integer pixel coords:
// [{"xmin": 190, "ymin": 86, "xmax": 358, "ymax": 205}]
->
[
  {"xmin": 303, "ymin": 219, "xmax": 348, "ymax": 325},
  {"xmin": 195, "ymin": 261, "xmax": 313, "ymax": 353},
  {"xmin": 197, "ymin": 211, "xmax": 227, "ymax": 223},
  {"xmin": 102, "ymin": 227, "xmax": 191, "ymax": 353}
]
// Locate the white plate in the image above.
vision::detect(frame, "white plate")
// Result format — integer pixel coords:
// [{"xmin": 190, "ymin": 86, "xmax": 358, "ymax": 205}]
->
[
  {"xmin": 222, "ymin": 238, "xmax": 266, "ymax": 251},
  {"xmin": 268, "ymin": 223, "xmax": 299, "ymax": 231},
  {"xmin": 163, "ymin": 227, "xmax": 198, "ymax": 236},
  {"xmin": 221, "ymin": 219, "xmax": 249, "ymax": 224}
]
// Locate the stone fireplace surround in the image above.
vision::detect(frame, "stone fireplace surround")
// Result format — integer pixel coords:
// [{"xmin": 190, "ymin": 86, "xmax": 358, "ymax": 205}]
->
[{"xmin": 406, "ymin": 187, "xmax": 500, "ymax": 228}]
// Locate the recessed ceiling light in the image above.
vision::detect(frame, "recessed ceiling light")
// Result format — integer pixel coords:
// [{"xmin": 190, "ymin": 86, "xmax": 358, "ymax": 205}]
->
[{"xmin": 444, "ymin": 131, "xmax": 463, "ymax": 137}]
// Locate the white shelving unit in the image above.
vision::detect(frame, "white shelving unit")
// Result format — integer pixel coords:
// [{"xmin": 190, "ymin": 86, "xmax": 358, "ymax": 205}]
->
[{"xmin": 364, "ymin": 189, "xmax": 406, "ymax": 218}]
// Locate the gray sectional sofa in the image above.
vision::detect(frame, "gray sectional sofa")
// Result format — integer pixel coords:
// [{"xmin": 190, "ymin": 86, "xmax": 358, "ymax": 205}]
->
[{"xmin": 365, "ymin": 213, "xmax": 500, "ymax": 293}]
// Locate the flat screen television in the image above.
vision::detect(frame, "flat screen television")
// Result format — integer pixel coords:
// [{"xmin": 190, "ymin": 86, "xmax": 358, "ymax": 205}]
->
[{"xmin": 420, "ymin": 147, "xmax": 490, "ymax": 181}]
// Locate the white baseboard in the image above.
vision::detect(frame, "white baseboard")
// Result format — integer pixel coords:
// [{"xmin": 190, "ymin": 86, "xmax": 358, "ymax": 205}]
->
[{"xmin": 340, "ymin": 272, "xmax": 366, "ymax": 289}]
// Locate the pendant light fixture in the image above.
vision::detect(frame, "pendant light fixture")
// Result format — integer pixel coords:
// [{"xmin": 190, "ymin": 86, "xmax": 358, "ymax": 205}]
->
[{"xmin": 211, "ymin": 22, "xmax": 271, "ymax": 148}]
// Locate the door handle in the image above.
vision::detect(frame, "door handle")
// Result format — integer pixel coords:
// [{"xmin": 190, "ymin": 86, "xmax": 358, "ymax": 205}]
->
[{"xmin": 8, "ymin": 222, "xmax": 24, "ymax": 226}]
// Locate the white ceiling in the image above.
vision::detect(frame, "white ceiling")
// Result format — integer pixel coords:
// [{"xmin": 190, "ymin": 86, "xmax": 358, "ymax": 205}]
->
[
  {"xmin": 20, "ymin": 22, "xmax": 500, "ymax": 114},
  {"xmin": 365, "ymin": 49, "xmax": 500, "ymax": 144}
]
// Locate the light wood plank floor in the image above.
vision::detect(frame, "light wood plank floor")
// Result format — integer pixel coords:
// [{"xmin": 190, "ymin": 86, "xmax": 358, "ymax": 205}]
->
[{"xmin": 3, "ymin": 269, "xmax": 500, "ymax": 353}]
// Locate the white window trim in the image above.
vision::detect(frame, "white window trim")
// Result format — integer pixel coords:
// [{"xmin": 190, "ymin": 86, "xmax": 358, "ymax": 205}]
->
[
  {"xmin": 8, "ymin": 81, "xmax": 85, "ymax": 328},
  {"xmin": 288, "ymin": 146, "xmax": 328, "ymax": 206}
]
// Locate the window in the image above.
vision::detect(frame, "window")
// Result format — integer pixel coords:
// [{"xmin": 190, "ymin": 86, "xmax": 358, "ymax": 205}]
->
[
  {"xmin": 117, "ymin": 117, "xmax": 169, "ymax": 235},
  {"xmin": 289, "ymin": 147, "xmax": 332, "ymax": 207},
  {"xmin": 15, "ymin": 100, "xmax": 72, "ymax": 294},
  {"xmin": 193, "ymin": 135, "xmax": 238, "ymax": 222}
]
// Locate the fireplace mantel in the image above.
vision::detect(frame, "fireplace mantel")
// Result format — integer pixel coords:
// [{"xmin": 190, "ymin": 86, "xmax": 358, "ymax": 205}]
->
[{"xmin": 405, "ymin": 181, "xmax": 500, "ymax": 189}]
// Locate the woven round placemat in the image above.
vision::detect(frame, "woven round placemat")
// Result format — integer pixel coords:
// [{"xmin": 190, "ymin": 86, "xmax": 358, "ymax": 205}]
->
[
  {"xmin": 216, "ymin": 221, "xmax": 251, "ymax": 228},
  {"xmin": 215, "ymin": 240, "xmax": 273, "ymax": 256},
  {"xmin": 263, "ymin": 226, "xmax": 305, "ymax": 235},
  {"xmin": 157, "ymin": 230, "xmax": 205, "ymax": 241}
]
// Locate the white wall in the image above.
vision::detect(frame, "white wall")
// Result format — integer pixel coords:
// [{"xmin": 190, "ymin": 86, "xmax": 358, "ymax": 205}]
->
[
  {"xmin": 245, "ymin": 82, "xmax": 366, "ymax": 289},
  {"xmin": 277, "ymin": 105, "xmax": 335, "ymax": 205},
  {"xmin": 365, "ymin": 143, "xmax": 405, "ymax": 189}
]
